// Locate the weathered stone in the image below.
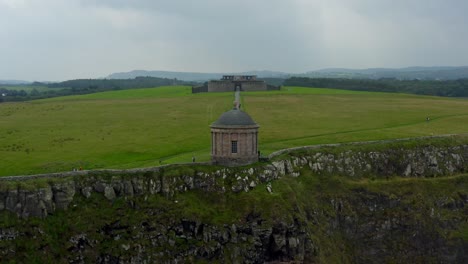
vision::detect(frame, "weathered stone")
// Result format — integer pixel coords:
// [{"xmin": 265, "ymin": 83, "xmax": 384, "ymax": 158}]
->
[
  {"xmin": 81, "ymin": 186, "xmax": 92, "ymax": 198},
  {"xmin": 232, "ymin": 184, "xmax": 243, "ymax": 193},
  {"xmin": 403, "ymin": 164, "xmax": 412, "ymax": 176},
  {"xmin": 52, "ymin": 182, "xmax": 75, "ymax": 210},
  {"xmin": 272, "ymin": 161, "xmax": 286, "ymax": 175},
  {"xmin": 93, "ymin": 182, "xmax": 106, "ymax": 193},
  {"xmin": 311, "ymin": 162, "xmax": 322, "ymax": 172},
  {"xmin": 0, "ymin": 228, "xmax": 19, "ymax": 241},
  {"xmin": 123, "ymin": 181, "xmax": 134, "ymax": 196},
  {"xmin": 288, "ymin": 237, "xmax": 299, "ymax": 249},
  {"xmin": 148, "ymin": 178, "xmax": 160, "ymax": 194},
  {"xmin": 5, "ymin": 190, "xmax": 18, "ymax": 212},
  {"xmin": 37, "ymin": 186, "xmax": 54, "ymax": 213},
  {"xmin": 249, "ymin": 181, "xmax": 256, "ymax": 188},
  {"xmin": 182, "ymin": 175, "xmax": 194, "ymax": 190},
  {"xmin": 111, "ymin": 180, "xmax": 123, "ymax": 195},
  {"xmin": 104, "ymin": 186, "xmax": 116, "ymax": 200},
  {"xmin": 131, "ymin": 178, "xmax": 145, "ymax": 194},
  {"xmin": 22, "ymin": 191, "xmax": 45, "ymax": 218},
  {"xmin": 121, "ymin": 244, "xmax": 130, "ymax": 251}
]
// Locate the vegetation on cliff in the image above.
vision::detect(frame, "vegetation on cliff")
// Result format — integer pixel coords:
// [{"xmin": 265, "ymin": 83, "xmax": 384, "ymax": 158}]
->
[
  {"xmin": 0, "ymin": 138, "xmax": 467, "ymax": 263},
  {"xmin": 0, "ymin": 169, "xmax": 466, "ymax": 263}
]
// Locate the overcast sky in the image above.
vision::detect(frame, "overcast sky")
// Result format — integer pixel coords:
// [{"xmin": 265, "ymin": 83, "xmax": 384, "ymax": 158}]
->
[{"xmin": 1, "ymin": 0, "xmax": 468, "ymax": 81}]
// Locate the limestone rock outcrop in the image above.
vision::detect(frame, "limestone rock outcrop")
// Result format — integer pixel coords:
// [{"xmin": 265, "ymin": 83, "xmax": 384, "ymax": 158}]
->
[{"xmin": 1, "ymin": 140, "xmax": 467, "ymax": 263}]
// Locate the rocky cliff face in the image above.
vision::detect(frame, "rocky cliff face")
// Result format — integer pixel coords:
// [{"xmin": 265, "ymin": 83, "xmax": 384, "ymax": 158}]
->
[{"xmin": 0, "ymin": 139, "xmax": 467, "ymax": 263}]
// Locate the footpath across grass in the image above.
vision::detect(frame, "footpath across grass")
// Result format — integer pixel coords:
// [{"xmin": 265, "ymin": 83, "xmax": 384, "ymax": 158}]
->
[{"xmin": 1, "ymin": 86, "xmax": 468, "ymax": 176}]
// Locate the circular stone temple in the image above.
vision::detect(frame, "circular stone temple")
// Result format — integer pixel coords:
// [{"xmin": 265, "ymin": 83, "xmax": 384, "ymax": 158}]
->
[{"xmin": 210, "ymin": 108, "xmax": 259, "ymax": 166}]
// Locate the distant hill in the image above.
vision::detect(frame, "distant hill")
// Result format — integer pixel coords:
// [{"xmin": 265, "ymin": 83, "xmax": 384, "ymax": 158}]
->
[
  {"xmin": 108, "ymin": 66, "xmax": 468, "ymax": 82},
  {"xmin": 107, "ymin": 70, "xmax": 289, "ymax": 82},
  {"xmin": 302, "ymin": 66, "xmax": 468, "ymax": 80}
]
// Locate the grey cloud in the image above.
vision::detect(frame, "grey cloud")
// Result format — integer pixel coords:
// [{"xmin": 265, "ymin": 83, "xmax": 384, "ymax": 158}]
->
[{"xmin": 1, "ymin": 0, "xmax": 468, "ymax": 81}]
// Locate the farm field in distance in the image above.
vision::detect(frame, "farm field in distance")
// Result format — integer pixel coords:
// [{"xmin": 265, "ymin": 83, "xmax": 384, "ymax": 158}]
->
[{"xmin": 1, "ymin": 85, "xmax": 468, "ymax": 177}]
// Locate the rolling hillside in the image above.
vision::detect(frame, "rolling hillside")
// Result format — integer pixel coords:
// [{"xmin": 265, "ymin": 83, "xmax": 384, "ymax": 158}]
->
[{"xmin": 1, "ymin": 86, "xmax": 468, "ymax": 176}]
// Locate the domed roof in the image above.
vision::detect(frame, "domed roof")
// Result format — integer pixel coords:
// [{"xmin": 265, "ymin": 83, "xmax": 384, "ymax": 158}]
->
[{"xmin": 211, "ymin": 109, "xmax": 259, "ymax": 127}]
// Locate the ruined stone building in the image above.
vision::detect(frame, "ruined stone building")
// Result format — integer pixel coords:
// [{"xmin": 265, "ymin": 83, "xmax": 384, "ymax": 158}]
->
[
  {"xmin": 192, "ymin": 75, "xmax": 279, "ymax": 93},
  {"xmin": 208, "ymin": 75, "xmax": 267, "ymax": 92}
]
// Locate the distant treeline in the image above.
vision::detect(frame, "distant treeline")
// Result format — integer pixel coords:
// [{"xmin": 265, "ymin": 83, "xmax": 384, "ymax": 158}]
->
[
  {"xmin": 258, "ymin": 78, "xmax": 286, "ymax": 87},
  {"xmin": 284, "ymin": 77, "xmax": 468, "ymax": 97},
  {"xmin": 1, "ymin": 87, "xmax": 74, "ymax": 102},
  {"xmin": 48, "ymin": 76, "xmax": 190, "ymax": 91},
  {"xmin": 3, "ymin": 76, "xmax": 468, "ymax": 103},
  {"xmin": 0, "ymin": 77, "xmax": 192, "ymax": 102}
]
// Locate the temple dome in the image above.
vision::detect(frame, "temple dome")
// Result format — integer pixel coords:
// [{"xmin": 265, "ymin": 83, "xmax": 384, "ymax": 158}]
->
[{"xmin": 211, "ymin": 109, "xmax": 259, "ymax": 127}]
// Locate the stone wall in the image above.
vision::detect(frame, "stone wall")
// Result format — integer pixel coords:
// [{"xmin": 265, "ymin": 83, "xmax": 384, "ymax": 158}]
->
[
  {"xmin": 207, "ymin": 80, "xmax": 267, "ymax": 92},
  {"xmin": 191, "ymin": 85, "xmax": 208, "ymax": 93},
  {"xmin": 240, "ymin": 81, "xmax": 268, "ymax": 91},
  {"xmin": 208, "ymin": 81, "xmax": 234, "ymax": 92}
]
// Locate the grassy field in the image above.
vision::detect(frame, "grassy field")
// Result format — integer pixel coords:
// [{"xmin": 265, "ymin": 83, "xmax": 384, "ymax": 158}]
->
[{"xmin": 1, "ymin": 86, "xmax": 468, "ymax": 176}]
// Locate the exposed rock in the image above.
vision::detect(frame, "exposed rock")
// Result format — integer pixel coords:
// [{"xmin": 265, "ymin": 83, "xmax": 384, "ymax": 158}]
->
[
  {"xmin": 132, "ymin": 178, "xmax": 144, "ymax": 195},
  {"xmin": 52, "ymin": 182, "xmax": 76, "ymax": 210},
  {"xmin": 81, "ymin": 186, "xmax": 92, "ymax": 198},
  {"xmin": 0, "ymin": 141, "xmax": 467, "ymax": 263},
  {"xmin": 0, "ymin": 228, "xmax": 19, "ymax": 241},
  {"xmin": 121, "ymin": 244, "xmax": 130, "ymax": 251},
  {"xmin": 104, "ymin": 186, "xmax": 116, "ymax": 200},
  {"xmin": 123, "ymin": 180, "xmax": 134, "ymax": 196},
  {"xmin": 249, "ymin": 181, "xmax": 256, "ymax": 188},
  {"xmin": 0, "ymin": 144, "xmax": 466, "ymax": 220},
  {"xmin": 266, "ymin": 183, "xmax": 273, "ymax": 193},
  {"xmin": 272, "ymin": 161, "xmax": 286, "ymax": 175},
  {"xmin": 93, "ymin": 182, "xmax": 106, "ymax": 193},
  {"xmin": 231, "ymin": 184, "xmax": 243, "ymax": 193}
]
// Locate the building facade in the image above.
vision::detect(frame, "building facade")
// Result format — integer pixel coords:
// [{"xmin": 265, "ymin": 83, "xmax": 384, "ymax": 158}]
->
[
  {"xmin": 210, "ymin": 109, "xmax": 259, "ymax": 166},
  {"xmin": 207, "ymin": 75, "xmax": 267, "ymax": 92}
]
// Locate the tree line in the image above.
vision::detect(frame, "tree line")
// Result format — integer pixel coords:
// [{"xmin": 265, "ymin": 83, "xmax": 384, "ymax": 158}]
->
[
  {"xmin": 2, "ymin": 76, "xmax": 468, "ymax": 103},
  {"xmin": 283, "ymin": 77, "xmax": 468, "ymax": 97},
  {"xmin": 0, "ymin": 77, "xmax": 192, "ymax": 102},
  {"xmin": 47, "ymin": 76, "xmax": 189, "ymax": 91}
]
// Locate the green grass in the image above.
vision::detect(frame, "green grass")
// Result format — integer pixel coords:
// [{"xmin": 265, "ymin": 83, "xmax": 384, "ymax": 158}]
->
[{"xmin": 1, "ymin": 85, "xmax": 468, "ymax": 176}]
